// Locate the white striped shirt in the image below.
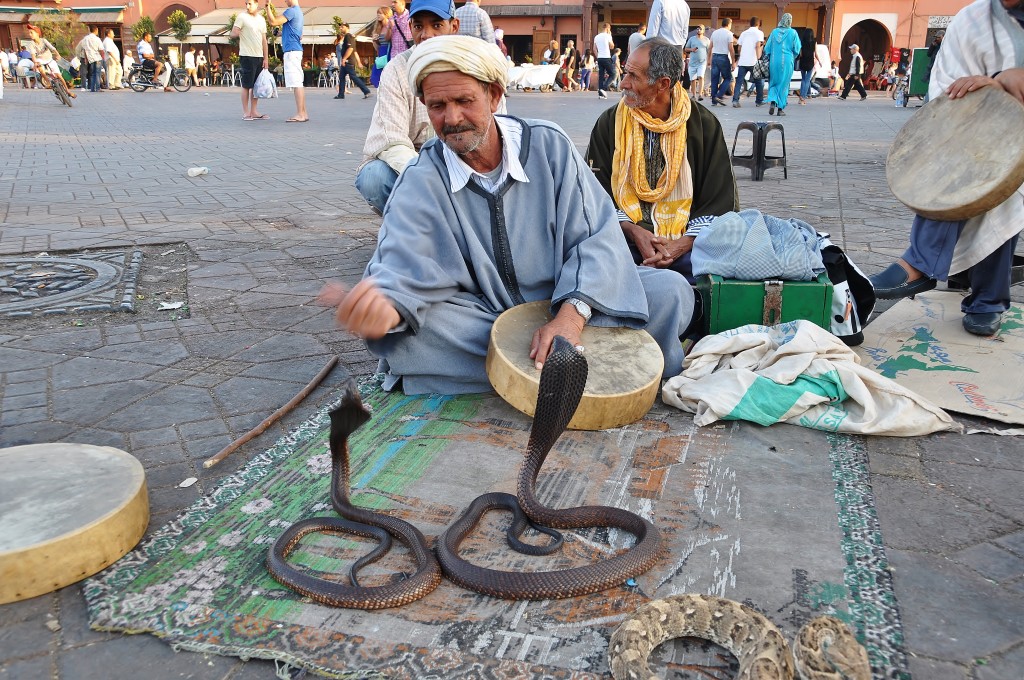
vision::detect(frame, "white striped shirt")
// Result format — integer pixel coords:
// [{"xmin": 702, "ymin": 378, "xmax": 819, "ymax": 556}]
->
[{"xmin": 442, "ymin": 116, "xmax": 529, "ymax": 194}]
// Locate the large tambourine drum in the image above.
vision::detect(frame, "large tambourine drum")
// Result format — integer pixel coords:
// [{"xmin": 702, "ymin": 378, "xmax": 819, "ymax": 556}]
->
[
  {"xmin": 0, "ymin": 444, "xmax": 149, "ymax": 604},
  {"xmin": 886, "ymin": 88, "xmax": 1024, "ymax": 221},
  {"xmin": 485, "ymin": 301, "xmax": 664, "ymax": 430}
]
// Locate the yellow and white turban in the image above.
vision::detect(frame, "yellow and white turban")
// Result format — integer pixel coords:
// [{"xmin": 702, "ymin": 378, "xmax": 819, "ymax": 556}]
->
[{"xmin": 408, "ymin": 35, "xmax": 509, "ymax": 94}]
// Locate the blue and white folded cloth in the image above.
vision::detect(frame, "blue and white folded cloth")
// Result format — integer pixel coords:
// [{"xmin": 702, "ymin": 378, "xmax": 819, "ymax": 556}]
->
[{"xmin": 692, "ymin": 209, "xmax": 825, "ymax": 281}]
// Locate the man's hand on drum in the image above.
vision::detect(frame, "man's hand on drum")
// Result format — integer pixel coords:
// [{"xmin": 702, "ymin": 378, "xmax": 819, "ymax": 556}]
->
[
  {"xmin": 995, "ymin": 68, "xmax": 1024, "ymax": 104},
  {"xmin": 529, "ymin": 304, "xmax": 585, "ymax": 370},
  {"xmin": 946, "ymin": 74, "xmax": 1003, "ymax": 99},
  {"xmin": 318, "ymin": 279, "xmax": 401, "ymax": 340}
]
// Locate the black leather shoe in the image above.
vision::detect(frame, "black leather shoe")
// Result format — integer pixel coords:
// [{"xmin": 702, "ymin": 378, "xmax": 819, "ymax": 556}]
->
[
  {"xmin": 962, "ymin": 312, "xmax": 1002, "ymax": 336},
  {"xmin": 870, "ymin": 263, "xmax": 937, "ymax": 299}
]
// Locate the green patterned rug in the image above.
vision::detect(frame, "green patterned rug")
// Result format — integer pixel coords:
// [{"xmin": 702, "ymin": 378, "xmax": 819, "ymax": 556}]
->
[{"xmin": 85, "ymin": 376, "xmax": 910, "ymax": 679}]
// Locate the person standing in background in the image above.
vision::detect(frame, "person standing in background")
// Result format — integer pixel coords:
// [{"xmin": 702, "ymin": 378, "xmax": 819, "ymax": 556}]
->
[
  {"xmin": 383, "ymin": 0, "xmax": 413, "ymax": 58},
  {"xmin": 594, "ymin": 22, "xmax": 614, "ymax": 98},
  {"xmin": 455, "ymin": 0, "xmax": 494, "ymax": 43},
  {"xmin": 797, "ymin": 29, "xmax": 818, "ymax": 104},
  {"xmin": 708, "ymin": 18, "xmax": 734, "ymax": 105},
  {"xmin": 184, "ymin": 45, "xmax": 198, "ymax": 86},
  {"xmin": 684, "ymin": 25, "xmax": 709, "ymax": 100},
  {"xmin": 646, "ymin": 0, "xmax": 689, "ymax": 60},
  {"xmin": 763, "ymin": 13, "xmax": 802, "ymax": 115},
  {"xmin": 838, "ymin": 43, "xmax": 868, "ymax": 100},
  {"xmin": 267, "ymin": 0, "xmax": 309, "ymax": 122},
  {"xmin": 370, "ymin": 6, "xmax": 393, "ymax": 87},
  {"xmin": 230, "ymin": 0, "xmax": 269, "ymax": 119},
  {"xmin": 628, "ymin": 24, "xmax": 646, "ymax": 56},
  {"xmin": 103, "ymin": 29, "xmax": 122, "ymax": 90},
  {"xmin": 335, "ymin": 22, "xmax": 372, "ymax": 99},
  {"xmin": 731, "ymin": 17, "xmax": 764, "ymax": 107}
]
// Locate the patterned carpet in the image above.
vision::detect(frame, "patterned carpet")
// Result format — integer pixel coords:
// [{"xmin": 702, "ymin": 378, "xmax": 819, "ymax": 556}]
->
[{"xmin": 86, "ymin": 376, "xmax": 910, "ymax": 679}]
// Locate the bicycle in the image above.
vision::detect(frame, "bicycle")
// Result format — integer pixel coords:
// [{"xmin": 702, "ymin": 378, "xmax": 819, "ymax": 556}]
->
[
  {"xmin": 36, "ymin": 61, "xmax": 74, "ymax": 107},
  {"xmin": 127, "ymin": 63, "xmax": 192, "ymax": 92}
]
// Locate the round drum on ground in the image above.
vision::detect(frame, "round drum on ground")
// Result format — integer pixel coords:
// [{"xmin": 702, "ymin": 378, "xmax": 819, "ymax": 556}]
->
[
  {"xmin": 486, "ymin": 301, "xmax": 664, "ymax": 430},
  {"xmin": 0, "ymin": 443, "xmax": 149, "ymax": 604},
  {"xmin": 886, "ymin": 88, "xmax": 1024, "ymax": 221}
]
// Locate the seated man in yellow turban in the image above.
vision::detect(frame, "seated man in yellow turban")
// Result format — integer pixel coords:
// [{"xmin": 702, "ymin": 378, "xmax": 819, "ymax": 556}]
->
[
  {"xmin": 586, "ymin": 37, "xmax": 739, "ymax": 281},
  {"xmin": 320, "ymin": 35, "xmax": 696, "ymax": 394}
]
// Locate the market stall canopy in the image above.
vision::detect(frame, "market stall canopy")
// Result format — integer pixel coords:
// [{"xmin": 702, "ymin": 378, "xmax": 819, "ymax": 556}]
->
[
  {"xmin": 485, "ymin": 4, "xmax": 581, "ymax": 16},
  {"xmin": 301, "ymin": 5, "xmax": 376, "ymax": 44},
  {"xmin": 156, "ymin": 5, "xmax": 376, "ymax": 46},
  {"xmin": 24, "ymin": 5, "xmax": 125, "ymax": 24},
  {"xmin": 157, "ymin": 7, "xmax": 237, "ymax": 44}
]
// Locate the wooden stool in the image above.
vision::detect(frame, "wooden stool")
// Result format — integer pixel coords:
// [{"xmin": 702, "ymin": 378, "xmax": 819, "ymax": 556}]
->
[{"xmin": 0, "ymin": 443, "xmax": 149, "ymax": 604}]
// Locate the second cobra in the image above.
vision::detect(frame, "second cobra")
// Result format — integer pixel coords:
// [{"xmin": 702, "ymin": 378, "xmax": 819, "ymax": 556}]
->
[{"xmin": 436, "ymin": 336, "xmax": 662, "ymax": 600}]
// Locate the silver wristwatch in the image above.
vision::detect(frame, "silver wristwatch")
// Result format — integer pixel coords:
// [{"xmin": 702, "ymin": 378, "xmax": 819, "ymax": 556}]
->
[{"xmin": 566, "ymin": 298, "xmax": 592, "ymax": 323}]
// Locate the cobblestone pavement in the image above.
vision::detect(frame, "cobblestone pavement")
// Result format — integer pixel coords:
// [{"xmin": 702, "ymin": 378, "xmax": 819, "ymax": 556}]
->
[{"xmin": 1, "ymin": 85, "xmax": 1022, "ymax": 680}]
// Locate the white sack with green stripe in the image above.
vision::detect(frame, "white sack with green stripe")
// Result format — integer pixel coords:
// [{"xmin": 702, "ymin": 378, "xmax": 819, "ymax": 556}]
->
[{"xmin": 662, "ymin": 320, "xmax": 960, "ymax": 436}]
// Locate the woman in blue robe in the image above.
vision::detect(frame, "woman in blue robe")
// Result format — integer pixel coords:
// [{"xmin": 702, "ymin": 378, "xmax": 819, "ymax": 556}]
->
[{"xmin": 763, "ymin": 13, "xmax": 802, "ymax": 115}]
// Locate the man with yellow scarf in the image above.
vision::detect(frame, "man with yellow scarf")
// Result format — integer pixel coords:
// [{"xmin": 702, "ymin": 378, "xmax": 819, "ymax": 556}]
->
[{"xmin": 586, "ymin": 37, "xmax": 738, "ymax": 281}]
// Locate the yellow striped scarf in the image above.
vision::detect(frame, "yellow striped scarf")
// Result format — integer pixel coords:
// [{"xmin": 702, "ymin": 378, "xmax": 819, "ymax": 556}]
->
[{"xmin": 611, "ymin": 83, "xmax": 693, "ymax": 239}]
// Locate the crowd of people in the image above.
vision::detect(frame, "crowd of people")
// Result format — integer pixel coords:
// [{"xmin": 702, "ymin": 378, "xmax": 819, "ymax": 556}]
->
[{"xmin": 336, "ymin": 0, "xmax": 1023, "ymax": 394}]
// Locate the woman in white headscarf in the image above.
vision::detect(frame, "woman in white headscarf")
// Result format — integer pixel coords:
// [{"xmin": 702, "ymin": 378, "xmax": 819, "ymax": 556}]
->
[{"xmin": 763, "ymin": 13, "xmax": 802, "ymax": 115}]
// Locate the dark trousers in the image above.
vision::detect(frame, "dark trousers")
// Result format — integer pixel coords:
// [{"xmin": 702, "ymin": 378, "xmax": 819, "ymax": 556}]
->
[
  {"xmin": 841, "ymin": 74, "xmax": 867, "ymax": 98},
  {"xmin": 904, "ymin": 215, "xmax": 1019, "ymax": 314},
  {"xmin": 88, "ymin": 60, "xmax": 102, "ymax": 91},
  {"xmin": 597, "ymin": 57, "xmax": 614, "ymax": 92},
  {"xmin": 338, "ymin": 62, "xmax": 369, "ymax": 97},
  {"xmin": 732, "ymin": 65, "xmax": 763, "ymax": 103},
  {"xmin": 710, "ymin": 54, "xmax": 733, "ymax": 100}
]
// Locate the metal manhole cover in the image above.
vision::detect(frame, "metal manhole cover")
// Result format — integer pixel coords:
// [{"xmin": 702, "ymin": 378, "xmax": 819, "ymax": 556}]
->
[{"xmin": 0, "ymin": 250, "xmax": 143, "ymax": 318}]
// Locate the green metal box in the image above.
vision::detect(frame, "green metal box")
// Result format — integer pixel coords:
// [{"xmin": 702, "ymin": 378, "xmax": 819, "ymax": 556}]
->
[{"xmin": 695, "ymin": 273, "xmax": 834, "ymax": 335}]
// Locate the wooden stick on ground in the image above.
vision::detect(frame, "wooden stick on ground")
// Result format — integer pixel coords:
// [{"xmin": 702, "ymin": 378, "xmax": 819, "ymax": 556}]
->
[{"xmin": 203, "ymin": 356, "xmax": 339, "ymax": 469}]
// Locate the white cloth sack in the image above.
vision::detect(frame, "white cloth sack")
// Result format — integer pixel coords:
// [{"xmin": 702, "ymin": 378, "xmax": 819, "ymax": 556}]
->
[
  {"xmin": 253, "ymin": 68, "xmax": 277, "ymax": 98},
  {"xmin": 662, "ymin": 320, "xmax": 960, "ymax": 436}
]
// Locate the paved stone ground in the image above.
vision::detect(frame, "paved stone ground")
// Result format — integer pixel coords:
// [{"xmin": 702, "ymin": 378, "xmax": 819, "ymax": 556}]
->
[{"xmin": 1, "ymin": 84, "xmax": 1022, "ymax": 680}]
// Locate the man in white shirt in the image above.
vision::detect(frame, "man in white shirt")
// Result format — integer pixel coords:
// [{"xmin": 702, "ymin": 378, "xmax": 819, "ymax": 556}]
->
[
  {"xmin": 594, "ymin": 22, "xmax": 614, "ymax": 98},
  {"xmin": 708, "ymin": 18, "xmax": 734, "ymax": 105},
  {"xmin": 77, "ymin": 26, "xmax": 104, "ymax": 92},
  {"xmin": 183, "ymin": 46, "xmax": 197, "ymax": 86},
  {"xmin": 102, "ymin": 29, "xmax": 122, "ymax": 90},
  {"xmin": 646, "ymin": 0, "xmax": 689, "ymax": 52},
  {"xmin": 731, "ymin": 16, "xmax": 764, "ymax": 107},
  {"xmin": 354, "ymin": 0, "xmax": 462, "ymax": 213},
  {"xmin": 627, "ymin": 24, "xmax": 646, "ymax": 56}
]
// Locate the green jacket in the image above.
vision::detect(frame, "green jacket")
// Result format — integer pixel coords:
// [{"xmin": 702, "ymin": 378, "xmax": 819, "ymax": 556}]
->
[{"xmin": 584, "ymin": 100, "xmax": 739, "ymax": 235}]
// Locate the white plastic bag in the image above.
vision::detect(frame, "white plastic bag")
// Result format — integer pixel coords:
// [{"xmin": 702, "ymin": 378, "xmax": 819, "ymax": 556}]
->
[{"xmin": 253, "ymin": 68, "xmax": 277, "ymax": 99}]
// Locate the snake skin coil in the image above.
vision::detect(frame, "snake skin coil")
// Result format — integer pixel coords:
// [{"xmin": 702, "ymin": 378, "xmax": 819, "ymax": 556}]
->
[
  {"xmin": 266, "ymin": 381, "xmax": 442, "ymax": 609},
  {"xmin": 436, "ymin": 336, "xmax": 663, "ymax": 600}
]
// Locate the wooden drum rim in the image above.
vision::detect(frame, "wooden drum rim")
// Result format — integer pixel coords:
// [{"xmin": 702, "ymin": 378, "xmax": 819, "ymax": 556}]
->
[{"xmin": 486, "ymin": 301, "xmax": 664, "ymax": 431}]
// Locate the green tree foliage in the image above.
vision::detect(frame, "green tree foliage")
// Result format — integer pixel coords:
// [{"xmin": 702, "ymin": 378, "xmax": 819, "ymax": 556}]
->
[
  {"xmin": 167, "ymin": 10, "xmax": 192, "ymax": 43},
  {"xmin": 331, "ymin": 16, "xmax": 345, "ymax": 37},
  {"xmin": 131, "ymin": 16, "xmax": 156, "ymax": 42},
  {"xmin": 225, "ymin": 13, "xmax": 239, "ymax": 47},
  {"xmin": 33, "ymin": 9, "xmax": 85, "ymax": 57}
]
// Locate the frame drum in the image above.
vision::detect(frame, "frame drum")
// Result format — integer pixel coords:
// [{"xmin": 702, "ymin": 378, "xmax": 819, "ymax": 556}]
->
[
  {"xmin": 486, "ymin": 301, "xmax": 664, "ymax": 430},
  {"xmin": 886, "ymin": 88, "xmax": 1024, "ymax": 221},
  {"xmin": 0, "ymin": 444, "xmax": 149, "ymax": 604}
]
